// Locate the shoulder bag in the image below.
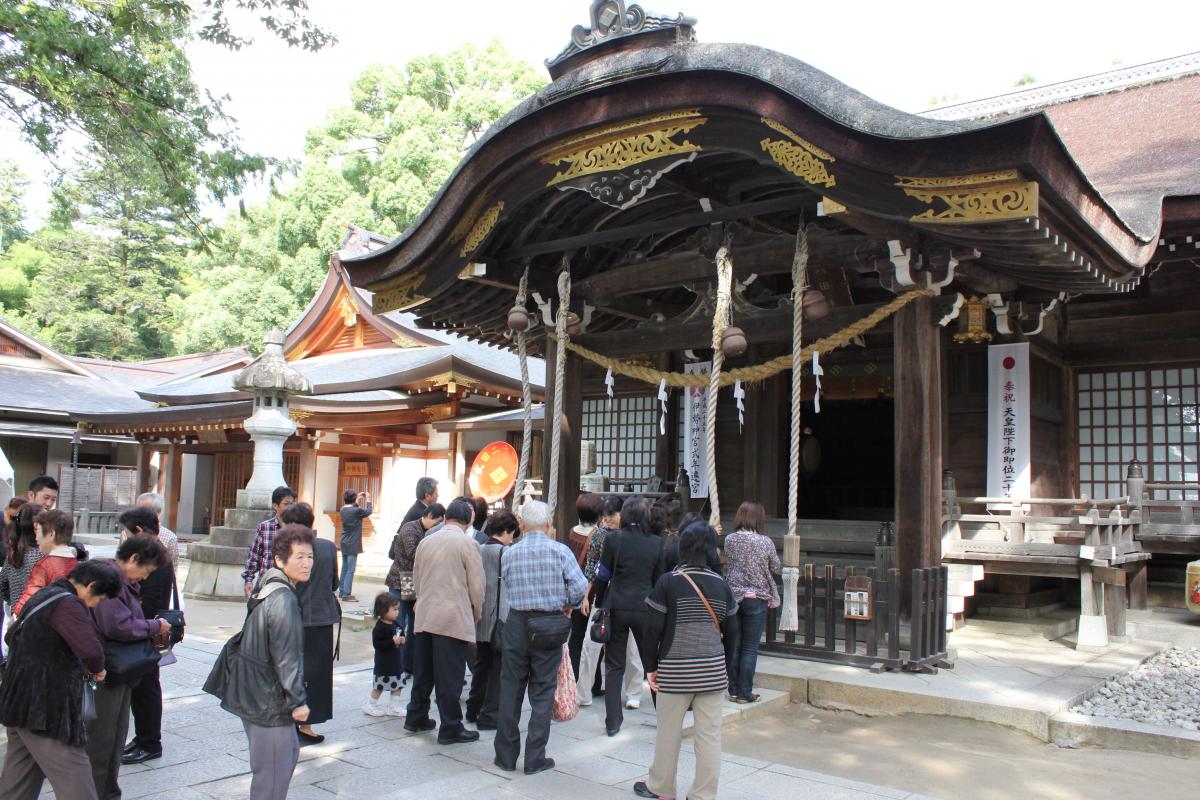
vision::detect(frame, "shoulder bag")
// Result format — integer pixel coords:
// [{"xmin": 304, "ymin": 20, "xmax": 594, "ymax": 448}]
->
[
  {"xmin": 589, "ymin": 531, "xmax": 621, "ymax": 644},
  {"xmin": 157, "ymin": 574, "xmax": 186, "ymax": 647},
  {"xmin": 675, "ymin": 570, "xmax": 723, "ymax": 638}
]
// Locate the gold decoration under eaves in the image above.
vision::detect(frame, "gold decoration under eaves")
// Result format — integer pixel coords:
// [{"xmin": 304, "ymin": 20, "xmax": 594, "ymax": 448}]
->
[
  {"xmin": 459, "ymin": 201, "xmax": 505, "ymax": 258},
  {"xmin": 759, "ymin": 117, "xmax": 836, "ymax": 188},
  {"xmin": 953, "ymin": 296, "xmax": 993, "ymax": 343},
  {"xmin": 900, "ymin": 170, "xmax": 1038, "ymax": 224},
  {"xmin": 372, "ymin": 271, "xmax": 427, "ymax": 314},
  {"xmin": 540, "ymin": 109, "xmax": 707, "ymax": 186},
  {"xmin": 289, "ymin": 408, "xmax": 314, "ymax": 423}
]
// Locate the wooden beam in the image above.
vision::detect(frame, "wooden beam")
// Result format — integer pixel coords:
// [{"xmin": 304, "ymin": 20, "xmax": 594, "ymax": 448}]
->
[
  {"xmin": 893, "ymin": 295, "xmax": 943, "ymax": 615},
  {"xmin": 497, "ymin": 196, "xmax": 808, "ymax": 260}
]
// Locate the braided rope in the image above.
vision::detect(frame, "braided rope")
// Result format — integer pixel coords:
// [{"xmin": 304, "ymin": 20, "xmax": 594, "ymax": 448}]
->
[
  {"xmin": 547, "ymin": 266, "xmax": 571, "ymax": 516},
  {"xmin": 549, "ymin": 289, "xmax": 934, "ymax": 389},
  {"xmin": 513, "ymin": 267, "xmax": 532, "ymax": 513},
  {"xmin": 706, "ymin": 241, "xmax": 733, "ymax": 527},
  {"xmin": 779, "ymin": 224, "xmax": 808, "ymax": 632}
]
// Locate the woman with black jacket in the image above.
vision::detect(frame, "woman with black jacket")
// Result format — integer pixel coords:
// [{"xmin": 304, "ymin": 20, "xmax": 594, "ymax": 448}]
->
[
  {"xmin": 0, "ymin": 560, "xmax": 122, "ymax": 800},
  {"xmin": 205, "ymin": 524, "xmax": 312, "ymax": 800},
  {"xmin": 593, "ymin": 496, "xmax": 665, "ymax": 737}
]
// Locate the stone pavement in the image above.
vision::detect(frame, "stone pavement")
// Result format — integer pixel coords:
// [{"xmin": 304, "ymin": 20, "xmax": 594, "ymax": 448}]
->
[{"xmin": 2, "ymin": 635, "xmax": 936, "ymax": 800}]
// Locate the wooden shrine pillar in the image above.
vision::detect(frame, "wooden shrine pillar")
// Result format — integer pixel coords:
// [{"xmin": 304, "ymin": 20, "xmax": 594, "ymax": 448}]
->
[
  {"xmin": 893, "ymin": 295, "xmax": 943, "ymax": 614},
  {"xmin": 298, "ymin": 436, "xmax": 318, "ymax": 506},
  {"xmin": 162, "ymin": 440, "xmax": 182, "ymax": 531},
  {"xmin": 541, "ymin": 336, "xmax": 582, "ymax": 542},
  {"xmin": 134, "ymin": 442, "xmax": 152, "ymax": 495}
]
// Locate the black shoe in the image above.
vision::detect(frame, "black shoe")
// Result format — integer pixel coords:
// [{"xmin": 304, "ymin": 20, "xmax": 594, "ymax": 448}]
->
[
  {"xmin": 121, "ymin": 746, "xmax": 162, "ymax": 765},
  {"xmin": 438, "ymin": 728, "xmax": 480, "ymax": 745},
  {"xmin": 633, "ymin": 781, "xmax": 658, "ymax": 798},
  {"xmin": 122, "ymin": 740, "xmax": 138, "ymax": 756},
  {"xmin": 403, "ymin": 718, "xmax": 436, "ymax": 733},
  {"xmin": 465, "ymin": 712, "xmax": 478, "ymax": 724},
  {"xmin": 606, "ymin": 725, "xmax": 621, "ymax": 737},
  {"xmin": 493, "ymin": 756, "xmax": 516, "ymax": 772},
  {"xmin": 296, "ymin": 728, "xmax": 325, "ymax": 746},
  {"xmin": 476, "ymin": 720, "xmax": 497, "ymax": 731},
  {"xmin": 523, "ymin": 757, "xmax": 555, "ymax": 775}
]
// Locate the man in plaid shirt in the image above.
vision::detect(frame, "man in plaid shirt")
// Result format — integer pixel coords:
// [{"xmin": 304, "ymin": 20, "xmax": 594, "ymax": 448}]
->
[{"xmin": 242, "ymin": 486, "xmax": 297, "ymax": 598}]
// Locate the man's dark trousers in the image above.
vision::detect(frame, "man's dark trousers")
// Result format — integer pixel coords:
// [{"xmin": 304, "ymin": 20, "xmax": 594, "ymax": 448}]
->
[
  {"xmin": 494, "ymin": 610, "xmax": 562, "ymax": 770},
  {"xmin": 466, "ymin": 639, "xmax": 501, "ymax": 726},
  {"xmin": 129, "ymin": 665, "xmax": 162, "ymax": 751},
  {"xmin": 405, "ymin": 631, "xmax": 469, "ymax": 735}
]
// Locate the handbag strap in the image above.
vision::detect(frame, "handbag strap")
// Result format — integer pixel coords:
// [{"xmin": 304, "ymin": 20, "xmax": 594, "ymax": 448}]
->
[
  {"xmin": 575, "ymin": 527, "xmax": 592, "ymax": 567},
  {"xmin": 170, "ymin": 571, "xmax": 181, "ymax": 612},
  {"xmin": 14, "ymin": 589, "xmax": 72, "ymax": 631},
  {"xmin": 675, "ymin": 570, "xmax": 721, "ymax": 634}
]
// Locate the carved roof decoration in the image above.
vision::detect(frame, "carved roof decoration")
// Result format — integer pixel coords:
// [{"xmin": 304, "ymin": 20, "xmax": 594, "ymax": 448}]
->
[{"xmin": 546, "ymin": 1, "xmax": 696, "ymax": 78}]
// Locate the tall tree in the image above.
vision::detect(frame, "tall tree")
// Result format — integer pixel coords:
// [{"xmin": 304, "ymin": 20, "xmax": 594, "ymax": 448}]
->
[{"xmin": 0, "ymin": 1, "xmax": 334, "ymax": 221}]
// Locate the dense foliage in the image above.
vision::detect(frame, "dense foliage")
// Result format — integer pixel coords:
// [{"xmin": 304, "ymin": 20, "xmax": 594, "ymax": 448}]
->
[{"xmin": 0, "ymin": 34, "xmax": 545, "ymax": 359}]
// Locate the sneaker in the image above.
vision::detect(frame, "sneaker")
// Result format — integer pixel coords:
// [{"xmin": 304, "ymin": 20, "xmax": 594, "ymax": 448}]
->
[
  {"xmin": 362, "ymin": 701, "xmax": 385, "ymax": 717},
  {"xmin": 341, "ymin": 594, "xmax": 358, "ymax": 603},
  {"xmin": 578, "ymin": 697, "xmax": 593, "ymax": 707},
  {"xmin": 625, "ymin": 697, "xmax": 641, "ymax": 710},
  {"xmin": 386, "ymin": 702, "xmax": 405, "ymax": 717}
]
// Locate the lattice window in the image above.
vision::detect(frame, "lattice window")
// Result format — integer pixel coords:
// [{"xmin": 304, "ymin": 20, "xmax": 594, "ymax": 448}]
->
[
  {"xmin": 1078, "ymin": 367, "xmax": 1200, "ymax": 501},
  {"xmin": 582, "ymin": 395, "xmax": 658, "ymax": 481}
]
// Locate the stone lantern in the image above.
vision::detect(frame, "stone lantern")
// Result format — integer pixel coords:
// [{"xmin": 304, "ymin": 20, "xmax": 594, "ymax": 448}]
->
[{"xmin": 234, "ymin": 330, "xmax": 312, "ymax": 509}]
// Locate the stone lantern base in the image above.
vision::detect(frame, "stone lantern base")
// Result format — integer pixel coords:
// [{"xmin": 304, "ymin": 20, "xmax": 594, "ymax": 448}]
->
[{"xmin": 184, "ymin": 504, "xmax": 273, "ymax": 600}]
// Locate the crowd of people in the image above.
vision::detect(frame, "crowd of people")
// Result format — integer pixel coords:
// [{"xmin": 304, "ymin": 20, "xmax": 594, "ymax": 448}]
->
[{"xmin": 0, "ymin": 472, "xmax": 782, "ymax": 800}]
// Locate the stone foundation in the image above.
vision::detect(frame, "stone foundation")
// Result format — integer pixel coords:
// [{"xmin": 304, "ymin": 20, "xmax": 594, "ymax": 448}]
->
[{"xmin": 183, "ymin": 506, "xmax": 272, "ymax": 601}]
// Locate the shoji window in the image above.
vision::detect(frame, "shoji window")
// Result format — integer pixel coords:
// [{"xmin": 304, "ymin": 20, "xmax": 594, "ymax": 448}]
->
[{"xmin": 581, "ymin": 395, "xmax": 658, "ymax": 480}]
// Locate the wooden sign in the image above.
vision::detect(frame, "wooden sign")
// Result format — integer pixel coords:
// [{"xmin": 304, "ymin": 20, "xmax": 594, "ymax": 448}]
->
[
  {"xmin": 342, "ymin": 461, "xmax": 369, "ymax": 477},
  {"xmin": 844, "ymin": 575, "xmax": 874, "ymax": 620}
]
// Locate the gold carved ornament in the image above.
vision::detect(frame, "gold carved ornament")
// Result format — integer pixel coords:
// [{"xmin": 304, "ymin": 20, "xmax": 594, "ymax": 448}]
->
[
  {"xmin": 759, "ymin": 117, "xmax": 836, "ymax": 189},
  {"xmin": 540, "ymin": 109, "xmax": 707, "ymax": 186},
  {"xmin": 896, "ymin": 170, "xmax": 1038, "ymax": 224},
  {"xmin": 371, "ymin": 270, "xmax": 427, "ymax": 314},
  {"xmin": 459, "ymin": 201, "xmax": 505, "ymax": 258},
  {"xmin": 953, "ymin": 296, "xmax": 993, "ymax": 343}
]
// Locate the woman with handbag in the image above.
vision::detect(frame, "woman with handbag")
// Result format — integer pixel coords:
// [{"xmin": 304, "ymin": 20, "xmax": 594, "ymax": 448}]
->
[
  {"xmin": 86, "ymin": 535, "xmax": 169, "ymax": 800},
  {"xmin": 465, "ymin": 510, "xmax": 518, "ymax": 729},
  {"xmin": 204, "ymin": 524, "xmax": 312, "ymax": 800},
  {"xmin": 634, "ymin": 523, "xmax": 738, "ymax": 800},
  {"xmin": 385, "ymin": 502, "xmax": 444, "ymax": 678},
  {"xmin": 0, "ymin": 559, "xmax": 122, "ymax": 800}
]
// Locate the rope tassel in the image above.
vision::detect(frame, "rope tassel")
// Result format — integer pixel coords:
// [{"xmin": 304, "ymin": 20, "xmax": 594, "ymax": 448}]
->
[
  {"xmin": 780, "ymin": 223, "xmax": 808, "ymax": 633},
  {"xmin": 779, "ymin": 566, "xmax": 800, "ymax": 632}
]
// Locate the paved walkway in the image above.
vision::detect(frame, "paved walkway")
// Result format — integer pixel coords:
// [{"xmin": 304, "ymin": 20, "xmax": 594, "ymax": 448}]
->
[{"xmin": 2, "ymin": 634, "xmax": 935, "ymax": 800}]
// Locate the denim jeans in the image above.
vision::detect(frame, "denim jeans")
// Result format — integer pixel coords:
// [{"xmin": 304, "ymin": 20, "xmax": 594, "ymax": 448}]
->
[
  {"xmin": 389, "ymin": 591, "xmax": 416, "ymax": 674},
  {"xmin": 339, "ymin": 553, "xmax": 357, "ymax": 597},
  {"xmin": 727, "ymin": 598, "xmax": 767, "ymax": 699}
]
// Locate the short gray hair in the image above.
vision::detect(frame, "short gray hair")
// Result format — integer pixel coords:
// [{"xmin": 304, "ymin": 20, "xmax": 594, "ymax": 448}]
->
[
  {"xmin": 415, "ymin": 477, "xmax": 438, "ymax": 501},
  {"xmin": 520, "ymin": 500, "xmax": 551, "ymax": 531},
  {"xmin": 136, "ymin": 492, "xmax": 164, "ymax": 515}
]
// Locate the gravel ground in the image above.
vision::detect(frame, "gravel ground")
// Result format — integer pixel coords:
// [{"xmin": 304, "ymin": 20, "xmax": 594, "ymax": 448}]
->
[{"xmin": 1073, "ymin": 647, "xmax": 1200, "ymax": 731}]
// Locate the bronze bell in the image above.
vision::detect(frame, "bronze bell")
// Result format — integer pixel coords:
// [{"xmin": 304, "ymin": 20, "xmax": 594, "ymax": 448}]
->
[
  {"xmin": 721, "ymin": 326, "xmax": 748, "ymax": 357},
  {"xmin": 507, "ymin": 305, "xmax": 530, "ymax": 332},
  {"xmin": 802, "ymin": 289, "xmax": 831, "ymax": 321},
  {"xmin": 563, "ymin": 311, "xmax": 582, "ymax": 335}
]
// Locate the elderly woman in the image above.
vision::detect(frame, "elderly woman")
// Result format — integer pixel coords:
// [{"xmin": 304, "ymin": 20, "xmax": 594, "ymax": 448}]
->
[
  {"xmin": 87, "ymin": 535, "xmax": 170, "ymax": 800},
  {"xmin": 723, "ymin": 501, "xmax": 780, "ymax": 703},
  {"xmin": 634, "ymin": 523, "xmax": 738, "ymax": 800},
  {"xmin": 205, "ymin": 524, "xmax": 312, "ymax": 800},
  {"xmin": 0, "ymin": 559, "xmax": 123, "ymax": 800}
]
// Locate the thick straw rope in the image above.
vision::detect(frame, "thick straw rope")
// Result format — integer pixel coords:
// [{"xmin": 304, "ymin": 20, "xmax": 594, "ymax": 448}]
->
[
  {"xmin": 779, "ymin": 224, "xmax": 808, "ymax": 632},
  {"xmin": 512, "ymin": 267, "xmax": 532, "ymax": 513},
  {"xmin": 547, "ymin": 266, "xmax": 571, "ymax": 517},
  {"xmin": 549, "ymin": 289, "xmax": 933, "ymax": 389},
  {"xmin": 706, "ymin": 241, "xmax": 734, "ymax": 527}
]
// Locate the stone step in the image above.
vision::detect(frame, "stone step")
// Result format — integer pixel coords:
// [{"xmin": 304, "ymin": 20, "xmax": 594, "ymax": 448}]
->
[
  {"xmin": 224, "ymin": 507, "xmax": 272, "ymax": 531},
  {"xmin": 946, "ymin": 563, "xmax": 984, "ymax": 582},
  {"xmin": 187, "ymin": 542, "xmax": 248, "ymax": 567},
  {"xmin": 965, "ymin": 608, "xmax": 1078, "ymax": 639},
  {"xmin": 947, "ymin": 595, "xmax": 965, "ymax": 614},
  {"xmin": 975, "ymin": 601, "xmax": 1066, "ymax": 620},
  {"xmin": 974, "ymin": 588, "xmax": 1063, "ymax": 609},
  {"xmin": 947, "ymin": 579, "xmax": 978, "ymax": 598},
  {"xmin": 208, "ymin": 527, "xmax": 257, "ymax": 548}
]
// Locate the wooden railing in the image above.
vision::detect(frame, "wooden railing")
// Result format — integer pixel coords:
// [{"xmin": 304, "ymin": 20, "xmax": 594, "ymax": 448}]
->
[
  {"xmin": 72, "ymin": 509, "xmax": 121, "ymax": 536},
  {"xmin": 1126, "ymin": 460, "xmax": 1200, "ymax": 556}
]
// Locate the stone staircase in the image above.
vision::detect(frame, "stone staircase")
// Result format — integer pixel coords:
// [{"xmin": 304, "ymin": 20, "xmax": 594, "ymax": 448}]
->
[
  {"xmin": 965, "ymin": 589, "xmax": 1079, "ymax": 640},
  {"xmin": 945, "ymin": 562, "xmax": 983, "ymax": 630},
  {"xmin": 183, "ymin": 506, "xmax": 271, "ymax": 600}
]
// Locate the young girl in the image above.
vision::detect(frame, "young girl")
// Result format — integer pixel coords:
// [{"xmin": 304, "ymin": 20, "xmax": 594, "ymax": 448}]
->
[{"xmin": 363, "ymin": 593, "xmax": 406, "ymax": 717}]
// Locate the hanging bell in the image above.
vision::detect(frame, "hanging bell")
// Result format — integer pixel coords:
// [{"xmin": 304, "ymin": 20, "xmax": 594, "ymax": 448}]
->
[
  {"xmin": 802, "ymin": 289, "xmax": 831, "ymax": 321},
  {"xmin": 721, "ymin": 325, "xmax": 748, "ymax": 358},
  {"xmin": 563, "ymin": 311, "xmax": 582, "ymax": 335},
  {"xmin": 507, "ymin": 304, "xmax": 530, "ymax": 332}
]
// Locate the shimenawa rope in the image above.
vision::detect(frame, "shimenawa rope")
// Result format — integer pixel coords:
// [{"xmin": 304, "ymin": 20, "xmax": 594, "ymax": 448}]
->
[
  {"xmin": 706, "ymin": 239, "xmax": 733, "ymax": 527},
  {"xmin": 547, "ymin": 265, "xmax": 570, "ymax": 516}
]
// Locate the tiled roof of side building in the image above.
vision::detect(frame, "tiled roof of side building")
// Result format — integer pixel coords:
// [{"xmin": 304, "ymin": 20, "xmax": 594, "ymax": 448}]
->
[{"xmin": 0, "ymin": 364, "xmax": 157, "ymax": 415}]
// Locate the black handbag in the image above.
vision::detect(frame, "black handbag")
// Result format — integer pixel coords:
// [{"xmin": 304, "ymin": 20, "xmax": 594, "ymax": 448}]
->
[
  {"xmin": 589, "ymin": 609, "xmax": 610, "ymax": 644},
  {"xmin": 157, "ymin": 576, "xmax": 186, "ymax": 647},
  {"xmin": 526, "ymin": 612, "xmax": 571, "ymax": 650},
  {"xmin": 103, "ymin": 638, "xmax": 161, "ymax": 685}
]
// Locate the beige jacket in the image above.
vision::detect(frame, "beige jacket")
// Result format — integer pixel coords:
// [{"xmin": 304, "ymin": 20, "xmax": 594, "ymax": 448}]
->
[{"xmin": 412, "ymin": 526, "xmax": 485, "ymax": 642}]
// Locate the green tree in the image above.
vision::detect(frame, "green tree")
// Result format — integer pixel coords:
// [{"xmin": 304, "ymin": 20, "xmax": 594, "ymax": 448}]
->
[
  {"xmin": 0, "ymin": 158, "xmax": 27, "ymax": 250},
  {"xmin": 20, "ymin": 145, "xmax": 188, "ymax": 359},
  {"xmin": 0, "ymin": 1, "xmax": 334, "ymax": 222}
]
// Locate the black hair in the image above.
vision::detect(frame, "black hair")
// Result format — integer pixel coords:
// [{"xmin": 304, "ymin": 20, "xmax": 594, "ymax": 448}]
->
[
  {"xmin": 468, "ymin": 497, "xmax": 489, "ymax": 529},
  {"xmin": 415, "ymin": 477, "xmax": 437, "ymax": 502},
  {"xmin": 116, "ymin": 534, "xmax": 167, "ymax": 569},
  {"xmin": 272, "ymin": 486, "xmax": 298, "ymax": 506},
  {"xmin": 601, "ymin": 495, "xmax": 623, "ymax": 518},
  {"xmin": 487, "ymin": 510, "xmax": 520, "ymax": 537},
  {"xmin": 620, "ymin": 496, "xmax": 649, "ymax": 530},
  {"xmin": 69, "ymin": 559, "xmax": 121, "ymax": 598},
  {"xmin": 576, "ymin": 492, "xmax": 603, "ymax": 525},
  {"xmin": 679, "ymin": 523, "xmax": 718, "ymax": 567},
  {"xmin": 119, "ymin": 507, "xmax": 159, "ymax": 537},
  {"xmin": 273, "ymin": 524, "xmax": 315, "ymax": 563},
  {"xmin": 281, "ymin": 502, "xmax": 316, "ymax": 528},
  {"xmin": 647, "ymin": 502, "xmax": 670, "ymax": 535},
  {"xmin": 8, "ymin": 502, "xmax": 37, "ymax": 564},
  {"xmin": 373, "ymin": 591, "xmax": 400, "ymax": 619},
  {"xmin": 343, "ymin": 489, "xmax": 358, "ymax": 505},
  {"xmin": 27, "ymin": 475, "xmax": 58, "ymax": 495},
  {"xmin": 445, "ymin": 498, "xmax": 474, "ymax": 526},
  {"xmin": 677, "ymin": 511, "xmax": 704, "ymax": 534},
  {"xmin": 423, "ymin": 502, "xmax": 446, "ymax": 521}
]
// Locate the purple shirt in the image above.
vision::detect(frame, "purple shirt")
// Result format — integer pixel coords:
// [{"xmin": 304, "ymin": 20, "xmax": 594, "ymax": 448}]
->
[{"xmin": 89, "ymin": 570, "xmax": 158, "ymax": 642}]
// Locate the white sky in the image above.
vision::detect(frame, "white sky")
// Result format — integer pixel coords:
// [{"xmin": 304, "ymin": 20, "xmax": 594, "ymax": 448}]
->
[{"xmin": 5, "ymin": 0, "xmax": 1200, "ymax": 225}]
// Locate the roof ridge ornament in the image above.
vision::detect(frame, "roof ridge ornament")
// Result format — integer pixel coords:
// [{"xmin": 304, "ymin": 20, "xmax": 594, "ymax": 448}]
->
[{"xmin": 547, "ymin": 2, "xmax": 696, "ymax": 78}]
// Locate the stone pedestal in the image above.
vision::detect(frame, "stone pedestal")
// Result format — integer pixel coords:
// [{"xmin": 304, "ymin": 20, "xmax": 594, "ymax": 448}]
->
[{"xmin": 183, "ymin": 506, "xmax": 272, "ymax": 600}]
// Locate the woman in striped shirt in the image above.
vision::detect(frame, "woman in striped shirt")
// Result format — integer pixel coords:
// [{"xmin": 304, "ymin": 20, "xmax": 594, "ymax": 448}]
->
[{"xmin": 636, "ymin": 523, "xmax": 738, "ymax": 800}]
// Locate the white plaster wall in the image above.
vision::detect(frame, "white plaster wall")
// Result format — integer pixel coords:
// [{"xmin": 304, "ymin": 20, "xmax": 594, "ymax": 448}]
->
[
  {"xmin": 191, "ymin": 454, "xmax": 215, "ymax": 535},
  {"xmin": 313, "ymin": 455, "xmax": 340, "ymax": 540},
  {"xmin": 177, "ymin": 454, "xmax": 198, "ymax": 535}
]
